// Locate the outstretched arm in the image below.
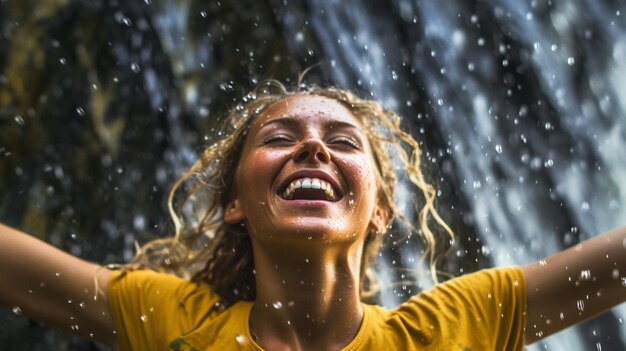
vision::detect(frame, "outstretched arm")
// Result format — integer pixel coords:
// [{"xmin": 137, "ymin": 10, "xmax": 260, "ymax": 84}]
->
[
  {"xmin": 522, "ymin": 225, "xmax": 626, "ymax": 344},
  {"xmin": 0, "ymin": 223, "xmax": 115, "ymax": 346}
]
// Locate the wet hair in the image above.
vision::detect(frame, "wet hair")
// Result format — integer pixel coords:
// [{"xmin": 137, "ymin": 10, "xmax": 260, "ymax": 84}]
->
[{"xmin": 125, "ymin": 79, "xmax": 454, "ymax": 306}]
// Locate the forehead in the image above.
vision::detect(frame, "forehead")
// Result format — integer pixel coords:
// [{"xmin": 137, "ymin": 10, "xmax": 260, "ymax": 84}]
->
[{"xmin": 253, "ymin": 95, "xmax": 364, "ymax": 130}]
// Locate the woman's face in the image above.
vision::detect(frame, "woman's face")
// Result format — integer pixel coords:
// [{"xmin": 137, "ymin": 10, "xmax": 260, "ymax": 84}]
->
[{"xmin": 224, "ymin": 95, "xmax": 386, "ymax": 247}]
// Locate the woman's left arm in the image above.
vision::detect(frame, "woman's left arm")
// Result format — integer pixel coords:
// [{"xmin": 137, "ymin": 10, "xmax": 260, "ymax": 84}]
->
[{"xmin": 522, "ymin": 225, "xmax": 626, "ymax": 344}]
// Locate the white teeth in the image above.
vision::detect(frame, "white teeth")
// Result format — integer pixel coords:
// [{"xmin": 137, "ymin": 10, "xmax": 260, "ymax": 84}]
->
[{"xmin": 281, "ymin": 177, "xmax": 337, "ymax": 200}]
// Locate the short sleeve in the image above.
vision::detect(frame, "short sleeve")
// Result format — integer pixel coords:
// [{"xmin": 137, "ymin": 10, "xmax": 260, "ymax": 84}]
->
[
  {"xmin": 107, "ymin": 270, "xmax": 220, "ymax": 351},
  {"xmin": 393, "ymin": 267, "xmax": 527, "ymax": 350}
]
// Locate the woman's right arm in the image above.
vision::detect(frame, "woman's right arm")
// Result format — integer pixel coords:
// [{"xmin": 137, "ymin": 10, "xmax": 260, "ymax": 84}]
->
[{"xmin": 0, "ymin": 223, "xmax": 116, "ymax": 347}]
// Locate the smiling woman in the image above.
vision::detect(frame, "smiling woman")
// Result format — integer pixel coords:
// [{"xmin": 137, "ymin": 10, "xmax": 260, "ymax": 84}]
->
[
  {"xmin": 1, "ymin": 80, "xmax": 625, "ymax": 351},
  {"xmin": 132, "ymin": 81, "xmax": 453, "ymax": 307}
]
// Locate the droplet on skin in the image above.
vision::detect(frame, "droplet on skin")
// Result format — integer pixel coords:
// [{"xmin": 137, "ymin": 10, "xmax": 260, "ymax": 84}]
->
[
  {"xmin": 576, "ymin": 300, "xmax": 585, "ymax": 312},
  {"xmin": 579, "ymin": 269, "xmax": 591, "ymax": 281}
]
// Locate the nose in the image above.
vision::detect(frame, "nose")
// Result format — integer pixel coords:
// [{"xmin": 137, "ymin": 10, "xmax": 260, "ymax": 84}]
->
[{"xmin": 293, "ymin": 137, "xmax": 331, "ymax": 163}]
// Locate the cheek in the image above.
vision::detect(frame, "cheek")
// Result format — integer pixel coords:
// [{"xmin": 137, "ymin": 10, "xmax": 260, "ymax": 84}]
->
[
  {"xmin": 240, "ymin": 149, "xmax": 287, "ymax": 177},
  {"xmin": 341, "ymin": 155, "xmax": 379, "ymax": 200},
  {"xmin": 235, "ymin": 149, "xmax": 289, "ymax": 204}
]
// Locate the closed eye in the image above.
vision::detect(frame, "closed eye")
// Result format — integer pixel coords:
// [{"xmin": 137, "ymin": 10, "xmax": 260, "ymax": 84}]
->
[
  {"xmin": 263, "ymin": 135, "xmax": 294, "ymax": 144},
  {"xmin": 329, "ymin": 137, "xmax": 361, "ymax": 150}
]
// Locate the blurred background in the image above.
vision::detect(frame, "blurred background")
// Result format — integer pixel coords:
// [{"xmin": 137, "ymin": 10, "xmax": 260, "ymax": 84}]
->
[{"xmin": 1, "ymin": 0, "xmax": 625, "ymax": 349}]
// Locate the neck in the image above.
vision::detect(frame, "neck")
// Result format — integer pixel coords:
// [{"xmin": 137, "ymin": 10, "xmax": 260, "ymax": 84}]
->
[{"xmin": 249, "ymin": 241, "xmax": 364, "ymax": 351}]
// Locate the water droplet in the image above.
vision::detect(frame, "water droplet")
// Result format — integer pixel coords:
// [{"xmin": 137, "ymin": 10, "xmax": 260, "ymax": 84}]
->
[
  {"xmin": 567, "ymin": 57, "xmax": 575, "ymax": 65},
  {"xmin": 140, "ymin": 314, "xmax": 148, "ymax": 322},
  {"xmin": 55, "ymin": 272, "xmax": 61, "ymax": 277},
  {"xmin": 539, "ymin": 259, "xmax": 547, "ymax": 267},
  {"xmin": 576, "ymin": 299, "xmax": 585, "ymax": 312},
  {"xmin": 472, "ymin": 180, "xmax": 482, "ymax": 189},
  {"xmin": 579, "ymin": 269, "xmax": 591, "ymax": 281},
  {"xmin": 130, "ymin": 63, "xmax": 141, "ymax": 73},
  {"xmin": 75, "ymin": 107, "xmax": 85, "ymax": 116},
  {"xmin": 391, "ymin": 70, "xmax": 398, "ymax": 80},
  {"xmin": 236, "ymin": 335, "xmax": 248, "ymax": 344},
  {"xmin": 14, "ymin": 115, "xmax": 24, "ymax": 126},
  {"xmin": 481, "ymin": 245, "xmax": 491, "ymax": 255},
  {"xmin": 612, "ymin": 269, "xmax": 620, "ymax": 279},
  {"xmin": 495, "ymin": 144, "xmax": 503, "ymax": 154},
  {"xmin": 59, "ymin": 57, "xmax": 67, "ymax": 65},
  {"xmin": 12, "ymin": 306, "xmax": 22, "ymax": 315},
  {"xmin": 272, "ymin": 301, "xmax": 283, "ymax": 309}
]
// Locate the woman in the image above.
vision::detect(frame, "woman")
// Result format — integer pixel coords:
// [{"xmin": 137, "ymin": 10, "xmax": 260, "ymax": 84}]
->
[{"xmin": 1, "ymin": 81, "xmax": 625, "ymax": 350}]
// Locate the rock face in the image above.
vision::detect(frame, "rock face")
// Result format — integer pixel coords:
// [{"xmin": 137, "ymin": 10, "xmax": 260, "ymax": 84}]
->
[{"xmin": 1, "ymin": 1, "xmax": 625, "ymax": 350}]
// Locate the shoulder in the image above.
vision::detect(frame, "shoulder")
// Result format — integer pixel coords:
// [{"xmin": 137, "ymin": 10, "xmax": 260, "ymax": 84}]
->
[
  {"xmin": 107, "ymin": 270, "xmax": 224, "ymax": 350},
  {"xmin": 412, "ymin": 267, "xmax": 526, "ymax": 318},
  {"xmin": 372, "ymin": 267, "xmax": 526, "ymax": 349},
  {"xmin": 434, "ymin": 267, "xmax": 525, "ymax": 296},
  {"xmin": 108, "ymin": 269, "xmax": 222, "ymax": 311}
]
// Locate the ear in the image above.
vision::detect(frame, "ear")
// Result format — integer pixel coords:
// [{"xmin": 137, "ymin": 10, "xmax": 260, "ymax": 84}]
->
[
  {"xmin": 369, "ymin": 205, "xmax": 388, "ymax": 234},
  {"xmin": 224, "ymin": 198, "xmax": 245, "ymax": 224}
]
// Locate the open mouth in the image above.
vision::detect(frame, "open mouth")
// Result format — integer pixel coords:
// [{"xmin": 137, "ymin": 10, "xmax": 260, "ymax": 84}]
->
[{"xmin": 278, "ymin": 177, "xmax": 340, "ymax": 201}]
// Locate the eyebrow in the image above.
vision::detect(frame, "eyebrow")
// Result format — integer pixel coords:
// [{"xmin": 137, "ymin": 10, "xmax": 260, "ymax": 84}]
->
[{"xmin": 259, "ymin": 116, "xmax": 361, "ymax": 131}]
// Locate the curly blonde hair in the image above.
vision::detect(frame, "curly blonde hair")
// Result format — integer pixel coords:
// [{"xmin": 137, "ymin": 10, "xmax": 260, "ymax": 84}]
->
[{"xmin": 125, "ymin": 79, "xmax": 454, "ymax": 305}]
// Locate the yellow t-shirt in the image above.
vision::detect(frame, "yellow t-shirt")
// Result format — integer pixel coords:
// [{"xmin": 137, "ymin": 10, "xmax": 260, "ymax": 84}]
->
[{"xmin": 107, "ymin": 267, "xmax": 526, "ymax": 350}]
